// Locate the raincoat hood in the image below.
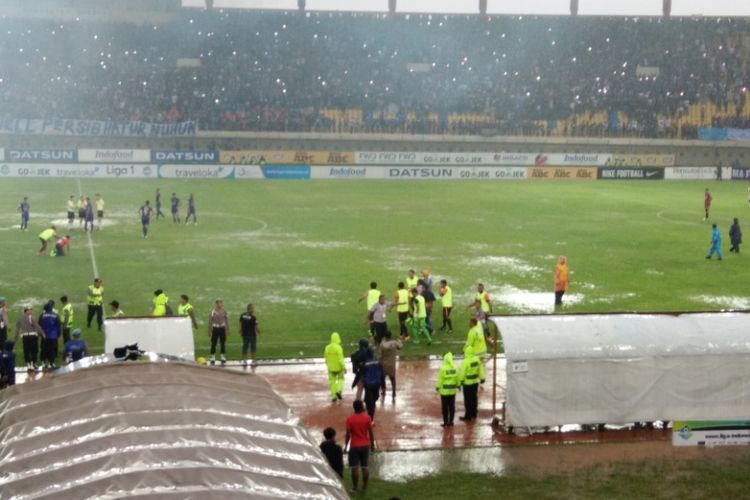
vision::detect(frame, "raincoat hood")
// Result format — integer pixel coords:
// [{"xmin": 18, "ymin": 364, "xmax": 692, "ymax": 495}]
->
[
  {"xmin": 358, "ymin": 338, "xmax": 370, "ymax": 355},
  {"xmin": 442, "ymin": 352, "xmax": 455, "ymax": 367},
  {"xmin": 3, "ymin": 340, "xmax": 14, "ymax": 351},
  {"xmin": 330, "ymin": 332, "xmax": 341, "ymax": 344}
]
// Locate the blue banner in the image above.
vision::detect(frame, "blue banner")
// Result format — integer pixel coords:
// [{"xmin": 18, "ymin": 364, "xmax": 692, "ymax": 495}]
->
[
  {"xmin": 151, "ymin": 150, "xmax": 219, "ymax": 164},
  {"xmin": 698, "ymin": 128, "xmax": 729, "ymax": 141},
  {"xmin": 262, "ymin": 165, "xmax": 311, "ymax": 179},
  {"xmin": 0, "ymin": 118, "xmax": 197, "ymax": 137},
  {"xmin": 5, "ymin": 148, "xmax": 77, "ymax": 163}
]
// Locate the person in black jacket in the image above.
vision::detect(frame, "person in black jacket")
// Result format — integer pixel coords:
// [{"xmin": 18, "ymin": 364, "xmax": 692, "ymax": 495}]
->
[
  {"xmin": 350, "ymin": 338, "xmax": 371, "ymax": 400},
  {"xmin": 319, "ymin": 427, "xmax": 344, "ymax": 478},
  {"xmin": 729, "ymin": 218, "xmax": 742, "ymax": 253}
]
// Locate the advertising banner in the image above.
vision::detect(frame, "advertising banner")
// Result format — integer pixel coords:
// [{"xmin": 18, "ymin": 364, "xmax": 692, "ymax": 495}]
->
[
  {"xmin": 0, "ymin": 163, "xmax": 156, "ymax": 178},
  {"xmin": 261, "ymin": 165, "xmax": 311, "ymax": 179},
  {"xmin": 5, "ymin": 148, "xmax": 77, "ymax": 163},
  {"xmin": 221, "ymin": 150, "xmax": 354, "ymax": 165},
  {"xmin": 604, "ymin": 154, "xmax": 675, "ymax": 167},
  {"xmin": 597, "ymin": 167, "xmax": 665, "ymax": 180},
  {"xmin": 0, "ymin": 118, "xmax": 197, "ymax": 137},
  {"xmin": 234, "ymin": 165, "xmax": 264, "ymax": 180},
  {"xmin": 673, "ymin": 421, "xmax": 750, "ymax": 447},
  {"xmin": 157, "ymin": 165, "xmax": 235, "ymax": 179},
  {"xmin": 731, "ymin": 167, "xmax": 750, "ymax": 180},
  {"xmin": 355, "ymin": 151, "xmax": 611, "ymax": 166},
  {"xmin": 665, "ymin": 167, "xmax": 719, "ymax": 180},
  {"xmin": 533, "ymin": 153, "xmax": 612, "ymax": 166},
  {"xmin": 79, "ymin": 149, "xmax": 151, "ymax": 163},
  {"xmin": 385, "ymin": 166, "xmax": 527, "ymax": 179},
  {"xmin": 527, "ymin": 167, "xmax": 597, "ymax": 180},
  {"xmin": 151, "ymin": 150, "xmax": 219, "ymax": 164},
  {"xmin": 311, "ymin": 166, "xmax": 385, "ymax": 180}
]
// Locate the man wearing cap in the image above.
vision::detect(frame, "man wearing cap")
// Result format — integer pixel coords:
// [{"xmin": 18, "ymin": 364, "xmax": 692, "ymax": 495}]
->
[
  {"xmin": 109, "ymin": 300, "xmax": 125, "ymax": 318},
  {"xmin": 15, "ymin": 306, "xmax": 44, "ymax": 372},
  {"xmin": 64, "ymin": 329, "xmax": 90, "ymax": 363},
  {"xmin": 38, "ymin": 300, "xmax": 62, "ymax": 370},
  {"xmin": 207, "ymin": 299, "xmax": 229, "ymax": 365},
  {"xmin": 0, "ymin": 296, "xmax": 8, "ymax": 345},
  {"xmin": 86, "ymin": 278, "xmax": 104, "ymax": 331}
]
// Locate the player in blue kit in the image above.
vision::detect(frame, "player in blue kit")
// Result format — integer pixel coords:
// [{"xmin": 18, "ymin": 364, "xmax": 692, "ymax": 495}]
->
[
  {"xmin": 186, "ymin": 193, "xmax": 197, "ymax": 225},
  {"xmin": 139, "ymin": 200, "xmax": 153, "ymax": 239},
  {"xmin": 171, "ymin": 193, "xmax": 181, "ymax": 224},
  {"xmin": 155, "ymin": 188, "xmax": 165, "ymax": 219},
  {"xmin": 18, "ymin": 196, "xmax": 30, "ymax": 230}
]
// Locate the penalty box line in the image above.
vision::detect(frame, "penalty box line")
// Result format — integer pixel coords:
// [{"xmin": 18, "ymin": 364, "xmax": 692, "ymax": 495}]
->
[{"xmin": 76, "ymin": 179, "xmax": 100, "ymax": 279}]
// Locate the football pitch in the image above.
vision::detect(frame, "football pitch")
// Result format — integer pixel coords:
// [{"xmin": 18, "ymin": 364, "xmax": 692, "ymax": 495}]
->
[{"xmin": 1, "ymin": 178, "xmax": 748, "ymax": 360}]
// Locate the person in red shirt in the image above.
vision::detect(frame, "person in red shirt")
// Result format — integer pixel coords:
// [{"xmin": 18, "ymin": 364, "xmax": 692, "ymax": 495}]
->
[
  {"xmin": 344, "ymin": 400, "xmax": 375, "ymax": 494},
  {"xmin": 53, "ymin": 235, "xmax": 71, "ymax": 257},
  {"xmin": 704, "ymin": 188, "xmax": 712, "ymax": 220}
]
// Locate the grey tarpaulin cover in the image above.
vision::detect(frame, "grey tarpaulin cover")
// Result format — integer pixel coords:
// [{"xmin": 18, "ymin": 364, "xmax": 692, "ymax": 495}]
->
[
  {"xmin": 492, "ymin": 312, "xmax": 750, "ymax": 428},
  {"xmin": 0, "ymin": 358, "xmax": 348, "ymax": 499}
]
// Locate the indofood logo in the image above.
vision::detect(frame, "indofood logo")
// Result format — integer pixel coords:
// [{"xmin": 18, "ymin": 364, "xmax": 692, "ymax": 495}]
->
[
  {"xmin": 678, "ymin": 425, "xmax": 693, "ymax": 440},
  {"xmin": 0, "ymin": 164, "xmax": 8, "ymax": 176}
]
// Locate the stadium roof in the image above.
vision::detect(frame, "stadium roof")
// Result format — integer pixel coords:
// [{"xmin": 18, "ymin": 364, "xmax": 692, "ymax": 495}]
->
[
  {"xmin": 0, "ymin": 359, "xmax": 348, "ymax": 499},
  {"xmin": 182, "ymin": 0, "xmax": 750, "ymax": 17}
]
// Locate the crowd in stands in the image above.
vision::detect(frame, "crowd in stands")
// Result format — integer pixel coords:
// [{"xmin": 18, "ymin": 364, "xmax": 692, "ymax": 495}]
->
[{"xmin": 1, "ymin": 10, "xmax": 750, "ymax": 139}]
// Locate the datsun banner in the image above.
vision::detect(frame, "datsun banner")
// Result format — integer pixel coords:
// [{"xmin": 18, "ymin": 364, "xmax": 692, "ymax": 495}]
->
[{"xmin": 5, "ymin": 149, "xmax": 77, "ymax": 163}]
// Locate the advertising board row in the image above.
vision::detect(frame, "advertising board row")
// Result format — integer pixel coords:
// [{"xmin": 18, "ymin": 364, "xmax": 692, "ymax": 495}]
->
[
  {"xmin": 673, "ymin": 420, "xmax": 750, "ymax": 447},
  {"xmin": 0, "ymin": 164, "xmax": 722, "ymax": 180},
  {"xmin": 0, "ymin": 148, "xmax": 676, "ymax": 167}
]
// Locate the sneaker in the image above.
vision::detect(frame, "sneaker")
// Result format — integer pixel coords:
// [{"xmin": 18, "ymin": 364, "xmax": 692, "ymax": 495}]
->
[
  {"xmin": 336, "ymin": 392, "xmax": 342, "ymax": 400},
  {"xmin": 220, "ymin": 359, "xmax": 226, "ymax": 366},
  {"xmin": 241, "ymin": 360, "xmax": 247, "ymax": 367},
  {"xmin": 210, "ymin": 360, "xmax": 215, "ymax": 366}
]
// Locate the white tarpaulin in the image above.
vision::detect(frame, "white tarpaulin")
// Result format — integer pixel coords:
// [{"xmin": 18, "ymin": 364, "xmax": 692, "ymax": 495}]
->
[
  {"xmin": 491, "ymin": 312, "xmax": 750, "ymax": 428},
  {"xmin": 104, "ymin": 316, "xmax": 195, "ymax": 360}
]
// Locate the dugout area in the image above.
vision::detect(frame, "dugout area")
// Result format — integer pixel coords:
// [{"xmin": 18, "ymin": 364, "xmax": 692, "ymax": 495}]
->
[
  {"xmin": 0, "ymin": 359, "xmax": 348, "ymax": 499},
  {"xmin": 492, "ymin": 312, "xmax": 750, "ymax": 430}
]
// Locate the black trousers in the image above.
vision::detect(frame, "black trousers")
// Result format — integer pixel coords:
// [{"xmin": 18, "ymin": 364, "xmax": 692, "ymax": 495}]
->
[
  {"xmin": 555, "ymin": 290, "xmax": 565, "ymax": 306},
  {"xmin": 463, "ymin": 384, "xmax": 479, "ymax": 420},
  {"xmin": 364, "ymin": 383, "xmax": 380, "ymax": 420},
  {"xmin": 441, "ymin": 394, "xmax": 456, "ymax": 425},
  {"xmin": 380, "ymin": 374, "xmax": 396, "ymax": 398},
  {"xmin": 0, "ymin": 326, "xmax": 6, "ymax": 345},
  {"xmin": 398, "ymin": 312, "xmax": 408, "ymax": 336},
  {"xmin": 372, "ymin": 322, "xmax": 387, "ymax": 344},
  {"xmin": 87, "ymin": 304, "xmax": 103, "ymax": 329},
  {"xmin": 62, "ymin": 327, "xmax": 71, "ymax": 344},
  {"xmin": 22, "ymin": 335, "xmax": 39, "ymax": 364},
  {"xmin": 211, "ymin": 327, "xmax": 227, "ymax": 354},
  {"xmin": 41, "ymin": 338, "xmax": 58, "ymax": 364}
]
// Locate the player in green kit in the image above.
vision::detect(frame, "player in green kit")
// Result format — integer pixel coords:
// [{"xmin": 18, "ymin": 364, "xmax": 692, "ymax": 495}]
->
[{"xmin": 408, "ymin": 288, "xmax": 432, "ymax": 345}]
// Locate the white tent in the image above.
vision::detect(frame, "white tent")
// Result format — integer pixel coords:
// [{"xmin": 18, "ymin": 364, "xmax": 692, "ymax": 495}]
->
[{"xmin": 491, "ymin": 312, "xmax": 750, "ymax": 428}]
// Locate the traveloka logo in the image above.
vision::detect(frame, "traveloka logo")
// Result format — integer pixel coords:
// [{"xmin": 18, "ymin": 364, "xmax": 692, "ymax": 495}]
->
[{"xmin": 678, "ymin": 425, "xmax": 692, "ymax": 440}]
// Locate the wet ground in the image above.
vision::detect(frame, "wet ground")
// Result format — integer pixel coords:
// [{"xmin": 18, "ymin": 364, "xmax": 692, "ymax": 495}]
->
[{"xmin": 15, "ymin": 357, "xmax": 750, "ymax": 481}]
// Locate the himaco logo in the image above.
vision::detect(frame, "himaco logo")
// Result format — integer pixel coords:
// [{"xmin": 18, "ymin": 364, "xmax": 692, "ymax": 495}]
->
[{"xmin": 0, "ymin": 164, "xmax": 8, "ymax": 176}]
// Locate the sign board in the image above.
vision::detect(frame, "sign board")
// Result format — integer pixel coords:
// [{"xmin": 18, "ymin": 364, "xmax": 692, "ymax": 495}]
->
[{"xmin": 673, "ymin": 421, "xmax": 750, "ymax": 447}]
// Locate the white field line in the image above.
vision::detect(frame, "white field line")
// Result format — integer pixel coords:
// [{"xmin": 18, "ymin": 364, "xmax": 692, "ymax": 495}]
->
[{"xmin": 76, "ymin": 179, "xmax": 100, "ymax": 278}]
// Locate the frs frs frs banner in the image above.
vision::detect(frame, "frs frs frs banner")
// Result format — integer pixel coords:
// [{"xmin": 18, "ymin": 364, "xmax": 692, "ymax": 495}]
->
[
  {"xmin": 355, "ymin": 151, "xmax": 613, "ymax": 166},
  {"xmin": 0, "ymin": 118, "xmax": 197, "ymax": 137}
]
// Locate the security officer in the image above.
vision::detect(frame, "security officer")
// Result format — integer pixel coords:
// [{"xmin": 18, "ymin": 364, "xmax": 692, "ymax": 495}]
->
[
  {"xmin": 324, "ymin": 332, "xmax": 345, "ymax": 402},
  {"xmin": 15, "ymin": 306, "xmax": 44, "ymax": 372},
  {"xmin": 86, "ymin": 278, "xmax": 104, "ymax": 331},
  {"xmin": 436, "ymin": 352, "xmax": 459, "ymax": 427},
  {"xmin": 60, "ymin": 295, "xmax": 74, "ymax": 344},
  {"xmin": 464, "ymin": 318, "xmax": 487, "ymax": 359},
  {"xmin": 458, "ymin": 345, "xmax": 485, "ymax": 422},
  {"xmin": 178, "ymin": 294, "xmax": 198, "ymax": 329}
]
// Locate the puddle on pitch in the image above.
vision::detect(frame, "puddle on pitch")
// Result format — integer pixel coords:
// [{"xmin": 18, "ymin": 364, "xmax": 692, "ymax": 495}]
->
[
  {"xmin": 495, "ymin": 285, "xmax": 583, "ymax": 313},
  {"xmin": 691, "ymin": 295, "xmax": 750, "ymax": 310},
  {"xmin": 373, "ymin": 447, "xmax": 504, "ymax": 482}
]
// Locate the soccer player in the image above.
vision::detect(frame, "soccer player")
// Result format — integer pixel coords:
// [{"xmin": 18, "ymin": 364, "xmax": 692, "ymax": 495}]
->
[
  {"xmin": 178, "ymin": 294, "xmax": 198, "ymax": 329},
  {"xmin": 171, "ymin": 192, "xmax": 181, "ymax": 224},
  {"xmin": 421, "ymin": 279, "xmax": 436, "ymax": 333},
  {"xmin": 66, "ymin": 195, "xmax": 76, "ymax": 227},
  {"xmin": 730, "ymin": 218, "xmax": 742, "ymax": 253},
  {"xmin": 63, "ymin": 328, "xmax": 90, "ymax": 363},
  {"xmin": 86, "ymin": 278, "xmax": 104, "ymax": 331},
  {"xmin": 155, "ymin": 188, "xmax": 165, "ymax": 219},
  {"xmin": 359, "ymin": 281, "xmax": 381, "ymax": 336},
  {"xmin": 706, "ymin": 223, "xmax": 723, "ymax": 260},
  {"xmin": 37, "ymin": 226, "xmax": 57, "ymax": 255},
  {"xmin": 38, "ymin": 300, "xmax": 61, "ymax": 370},
  {"xmin": 186, "ymin": 193, "xmax": 197, "ymax": 224},
  {"xmin": 469, "ymin": 283, "xmax": 493, "ymax": 315},
  {"xmin": 52, "ymin": 234, "xmax": 71, "ymax": 257},
  {"xmin": 239, "ymin": 303, "xmax": 260, "ymax": 366},
  {"xmin": 405, "ymin": 269, "xmax": 418, "ymax": 291},
  {"xmin": 439, "ymin": 279, "xmax": 453, "ymax": 332},
  {"xmin": 18, "ymin": 196, "xmax": 30, "ymax": 231},
  {"xmin": 554, "ymin": 256, "xmax": 570, "ymax": 307},
  {"xmin": 139, "ymin": 200, "xmax": 153, "ymax": 238},
  {"xmin": 94, "ymin": 193, "xmax": 105, "ymax": 230},
  {"xmin": 409, "ymin": 288, "xmax": 432, "ymax": 345},
  {"xmin": 84, "ymin": 196, "xmax": 95, "ymax": 232},
  {"xmin": 207, "ymin": 299, "xmax": 229, "ymax": 365},
  {"xmin": 704, "ymin": 188, "xmax": 712, "ymax": 220},
  {"xmin": 77, "ymin": 195, "xmax": 86, "ymax": 228},
  {"xmin": 109, "ymin": 300, "xmax": 125, "ymax": 318}
]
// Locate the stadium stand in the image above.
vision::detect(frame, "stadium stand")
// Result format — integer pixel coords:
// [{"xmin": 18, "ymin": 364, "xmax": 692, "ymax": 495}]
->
[{"xmin": 1, "ymin": 10, "xmax": 750, "ymax": 139}]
